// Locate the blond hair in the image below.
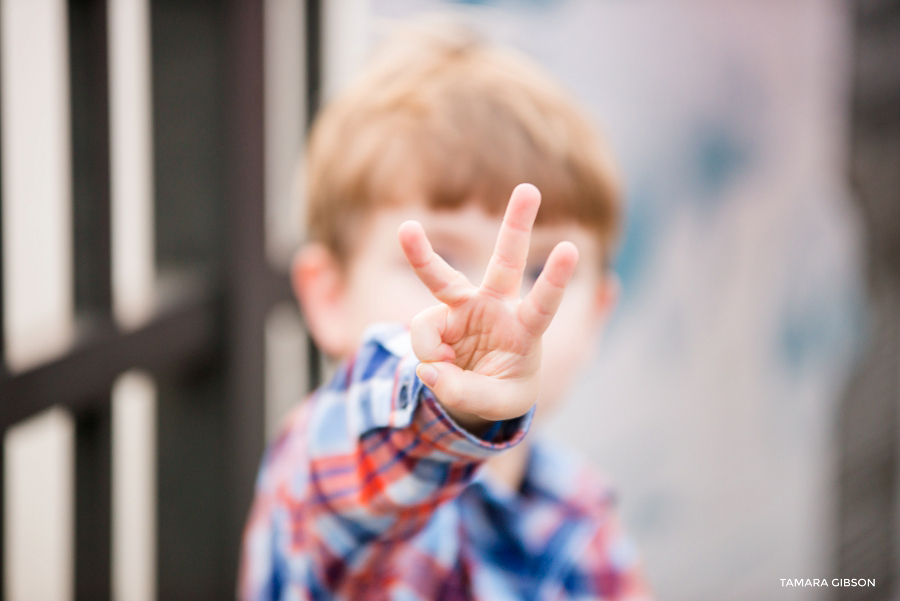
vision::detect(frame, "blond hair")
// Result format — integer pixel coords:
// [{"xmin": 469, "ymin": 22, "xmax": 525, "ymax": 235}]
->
[{"xmin": 306, "ymin": 25, "xmax": 621, "ymax": 267}]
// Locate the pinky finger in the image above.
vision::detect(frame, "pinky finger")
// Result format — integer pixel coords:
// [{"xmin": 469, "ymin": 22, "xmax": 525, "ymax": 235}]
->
[{"xmin": 516, "ymin": 241, "xmax": 579, "ymax": 335}]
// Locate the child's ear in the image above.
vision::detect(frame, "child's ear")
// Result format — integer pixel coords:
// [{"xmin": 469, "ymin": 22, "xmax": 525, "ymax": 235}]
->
[{"xmin": 291, "ymin": 243, "xmax": 351, "ymax": 358}]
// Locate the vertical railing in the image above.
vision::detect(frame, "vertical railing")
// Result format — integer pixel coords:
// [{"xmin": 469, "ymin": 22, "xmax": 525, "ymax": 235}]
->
[
  {"xmin": 0, "ymin": 0, "xmax": 321, "ymax": 599},
  {"xmin": 222, "ymin": 0, "xmax": 313, "ymax": 584},
  {"xmin": 69, "ymin": 0, "xmax": 112, "ymax": 597}
]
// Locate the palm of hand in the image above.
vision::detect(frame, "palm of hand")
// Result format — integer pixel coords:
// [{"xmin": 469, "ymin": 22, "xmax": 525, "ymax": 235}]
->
[
  {"xmin": 398, "ymin": 183, "xmax": 579, "ymax": 424},
  {"xmin": 439, "ymin": 298, "xmax": 537, "ymax": 378}
]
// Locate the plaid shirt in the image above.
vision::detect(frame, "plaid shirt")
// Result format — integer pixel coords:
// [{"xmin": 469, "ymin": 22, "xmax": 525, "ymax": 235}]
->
[{"xmin": 239, "ymin": 324, "xmax": 652, "ymax": 601}]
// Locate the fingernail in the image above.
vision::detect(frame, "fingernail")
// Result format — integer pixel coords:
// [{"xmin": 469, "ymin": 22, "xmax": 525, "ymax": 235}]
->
[{"xmin": 417, "ymin": 363, "xmax": 438, "ymax": 387}]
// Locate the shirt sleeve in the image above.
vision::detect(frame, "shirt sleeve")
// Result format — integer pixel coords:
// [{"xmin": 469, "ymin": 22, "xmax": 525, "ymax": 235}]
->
[{"xmin": 238, "ymin": 323, "xmax": 533, "ymax": 601}]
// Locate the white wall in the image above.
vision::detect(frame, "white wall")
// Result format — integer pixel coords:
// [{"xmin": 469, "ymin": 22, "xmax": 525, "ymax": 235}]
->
[{"xmin": 1, "ymin": 1, "xmax": 76, "ymax": 599}]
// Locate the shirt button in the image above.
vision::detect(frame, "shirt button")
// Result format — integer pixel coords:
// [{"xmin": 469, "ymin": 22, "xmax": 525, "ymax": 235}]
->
[{"xmin": 398, "ymin": 384, "xmax": 409, "ymax": 409}]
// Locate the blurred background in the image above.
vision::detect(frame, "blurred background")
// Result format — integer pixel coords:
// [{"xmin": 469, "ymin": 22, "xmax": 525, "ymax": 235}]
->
[{"xmin": 0, "ymin": 0, "xmax": 896, "ymax": 600}]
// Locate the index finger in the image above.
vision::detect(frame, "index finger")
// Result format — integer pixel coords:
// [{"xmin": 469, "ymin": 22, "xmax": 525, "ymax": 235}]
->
[
  {"xmin": 481, "ymin": 183, "xmax": 541, "ymax": 298},
  {"xmin": 398, "ymin": 220, "xmax": 473, "ymax": 306}
]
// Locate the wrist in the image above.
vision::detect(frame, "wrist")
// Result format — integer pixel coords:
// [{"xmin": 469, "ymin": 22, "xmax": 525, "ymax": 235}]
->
[{"xmin": 440, "ymin": 404, "xmax": 495, "ymax": 437}]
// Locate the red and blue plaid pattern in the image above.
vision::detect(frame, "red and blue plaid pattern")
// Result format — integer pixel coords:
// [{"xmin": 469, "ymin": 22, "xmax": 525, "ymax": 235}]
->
[{"xmin": 239, "ymin": 324, "xmax": 653, "ymax": 600}]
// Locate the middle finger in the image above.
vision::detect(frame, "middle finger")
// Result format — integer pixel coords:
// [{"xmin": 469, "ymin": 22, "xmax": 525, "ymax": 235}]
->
[{"xmin": 481, "ymin": 183, "xmax": 541, "ymax": 298}]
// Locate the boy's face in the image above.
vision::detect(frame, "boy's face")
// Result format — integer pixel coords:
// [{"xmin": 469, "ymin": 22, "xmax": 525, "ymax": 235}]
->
[{"xmin": 293, "ymin": 202, "xmax": 617, "ymax": 419}]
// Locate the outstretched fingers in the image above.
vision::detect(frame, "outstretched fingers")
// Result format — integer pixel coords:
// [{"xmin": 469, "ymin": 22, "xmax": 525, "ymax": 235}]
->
[
  {"xmin": 398, "ymin": 220, "xmax": 473, "ymax": 306},
  {"xmin": 481, "ymin": 183, "xmax": 541, "ymax": 298},
  {"xmin": 517, "ymin": 241, "xmax": 579, "ymax": 335}
]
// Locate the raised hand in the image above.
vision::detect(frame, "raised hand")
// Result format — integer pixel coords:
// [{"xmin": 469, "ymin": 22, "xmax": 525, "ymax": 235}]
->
[{"xmin": 397, "ymin": 183, "xmax": 579, "ymax": 432}]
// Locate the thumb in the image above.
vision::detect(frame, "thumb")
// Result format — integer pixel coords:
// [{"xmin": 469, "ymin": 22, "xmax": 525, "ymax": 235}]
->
[{"xmin": 415, "ymin": 361, "xmax": 536, "ymax": 422}]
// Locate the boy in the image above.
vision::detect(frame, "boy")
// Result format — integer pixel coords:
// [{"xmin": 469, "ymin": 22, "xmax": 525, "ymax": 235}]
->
[{"xmin": 239, "ymin": 27, "xmax": 653, "ymax": 601}]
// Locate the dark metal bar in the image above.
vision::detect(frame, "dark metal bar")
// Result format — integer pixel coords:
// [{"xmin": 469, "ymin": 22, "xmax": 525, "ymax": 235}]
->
[
  {"xmin": 149, "ymin": 3, "xmax": 234, "ymax": 597},
  {"xmin": 0, "ymin": 5, "xmax": 5, "ymax": 382},
  {"xmin": 155, "ymin": 361, "xmax": 228, "ymax": 601},
  {"xmin": 75, "ymin": 403, "xmax": 112, "ymax": 601},
  {"xmin": 305, "ymin": 0, "xmax": 321, "ymax": 126},
  {"xmin": 307, "ymin": 334, "xmax": 321, "ymax": 391},
  {"xmin": 304, "ymin": 0, "xmax": 322, "ymax": 391},
  {"xmin": 69, "ymin": 2, "xmax": 114, "ymax": 591},
  {"xmin": 222, "ymin": 0, "xmax": 268, "ymax": 588},
  {"xmin": 69, "ymin": 0, "xmax": 112, "ymax": 324},
  {"xmin": 0, "ymin": 439, "xmax": 4, "ymax": 601},
  {"xmin": 0, "ymin": 295, "xmax": 219, "ymax": 429},
  {"xmin": 0, "ymin": 5, "xmax": 6, "ymax": 597}
]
